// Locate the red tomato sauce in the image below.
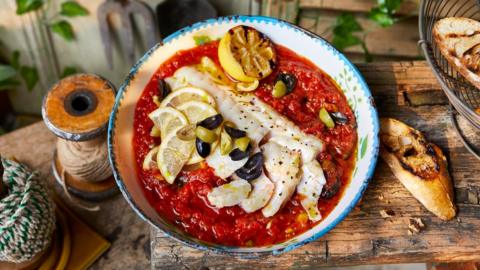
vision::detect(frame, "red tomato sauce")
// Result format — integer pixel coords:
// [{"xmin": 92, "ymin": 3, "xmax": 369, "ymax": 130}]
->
[{"xmin": 132, "ymin": 41, "xmax": 357, "ymax": 246}]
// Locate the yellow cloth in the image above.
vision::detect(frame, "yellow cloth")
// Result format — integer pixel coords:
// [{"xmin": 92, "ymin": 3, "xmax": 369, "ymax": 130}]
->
[{"xmin": 55, "ymin": 198, "xmax": 111, "ymax": 270}]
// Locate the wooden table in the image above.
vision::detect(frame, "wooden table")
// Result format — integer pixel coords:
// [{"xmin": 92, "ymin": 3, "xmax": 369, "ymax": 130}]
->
[
  {"xmin": 1, "ymin": 61, "xmax": 479, "ymax": 270},
  {"xmin": 0, "ymin": 127, "xmax": 151, "ymax": 269},
  {"xmin": 151, "ymin": 61, "xmax": 480, "ymax": 269}
]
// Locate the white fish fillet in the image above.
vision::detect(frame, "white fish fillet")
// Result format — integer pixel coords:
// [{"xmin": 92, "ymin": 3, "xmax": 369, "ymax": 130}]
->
[
  {"xmin": 170, "ymin": 67, "xmax": 269, "ymax": 178},
  {"xmin": 204, "ymin": 149, "xmax": 248, "ymax": 179},
  {"xmin": 232, "ymin": 173, "xmax": 275, "ymax": 213},
  {"xmin": 261, "ymin": 141, "xmax": 301, "ymax": 217},
  {"xmin": 207, "ymin": 179, "xmax": 252, "ymax": 208},
  {"xmin": 165, "ymin": 76, "xmax": 188, "ymax": 91},
  {"xmin": 229, "ymin": 82, "xmax": 327, "ymax": 220},
  {"xmin": 296, "ymin": 160, "xmax": 326, "ymax": 221},
  {"xmin": 170, "ymin": 65, "xmax": 327, "ymax": 221},
  {"xmin": 238, "ymin": 96, "xmax": 324, "ymax": 162}
]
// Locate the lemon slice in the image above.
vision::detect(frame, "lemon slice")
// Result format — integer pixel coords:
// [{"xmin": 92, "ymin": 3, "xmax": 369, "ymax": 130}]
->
[
  {"xmin": 236, "ymin": 80, "xmax": 259, "ymax": 92},
  {"xmin": 176, "ymin": 100, "xmax": 218, "ymax": 125},
  {"xmin": 157, "ymin": 131, "xmax": 195, "ymax": 184},
  {"xmin": 142, "ymin": 146, "xmax": 159, "ymax": 170},
  {"xmin": 149, "ymin": 107, "xmax": 189, "ymax": 139},
  {"xmin": 197, "ymin": 56, "xmax": 233, "ymax": 86},
  {"xmin": 218, "ymin": 25, "xmax": 277, "ymax": 82},
  {"xmin": 160, "ymin": 86, "xmax": 216, "ymax": 108}
]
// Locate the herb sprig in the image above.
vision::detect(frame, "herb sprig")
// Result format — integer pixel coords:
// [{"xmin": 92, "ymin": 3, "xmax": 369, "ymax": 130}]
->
[{"xmin": 16, "ymin": 0, "xmax": 89, "ymax": 41}]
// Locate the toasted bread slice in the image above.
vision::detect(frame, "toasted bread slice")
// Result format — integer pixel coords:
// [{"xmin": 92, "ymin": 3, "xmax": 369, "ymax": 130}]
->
[
  {"xmin": 380, "ymin": 118, "xmax": 456, "ymax": 220},
  {"xmin": 433, "ymin": 17, "xmax": 480, "ymax": 89}
]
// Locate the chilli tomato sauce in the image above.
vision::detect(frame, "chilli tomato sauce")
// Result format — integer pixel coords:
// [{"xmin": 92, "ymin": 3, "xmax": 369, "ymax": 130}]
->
[{"xmin": 132, "ymin": 41, "xmax": 357, "ymax": 246}]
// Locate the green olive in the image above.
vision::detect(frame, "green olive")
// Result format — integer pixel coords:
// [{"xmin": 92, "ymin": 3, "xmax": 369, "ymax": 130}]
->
[
  {"xmin": 319, "ymin": 108, "xmax": 335, "ymax": 128},
  {"xmin": 272, "ymin": 80, "xmax": 287, "ymax": 98},
  {"xmin": 220, "ymin": 129, "xmax": 233, "ymax": 155},
  {"xmin": 195, "ymin": 126, "xmax": 218, "ymax": 143},
  {"xmin": 235, "ymin": 137, "xmax": 251, "ymax": 152}
]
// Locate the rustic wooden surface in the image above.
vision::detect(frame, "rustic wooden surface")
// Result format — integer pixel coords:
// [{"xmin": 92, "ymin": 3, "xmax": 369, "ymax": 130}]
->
[
  {"xmin": 151, "ymin": 61, "xmax": 480, "ymax": 269},
  {"xmin": 297, "ymin": 0, "xmax": 422, "ymax": 62},
  {"xmin": 299, "ymin": 0, "xmax": 419, "ymax": 15},
  {"xmin": 0, "ymin": 125, "xmax": 151, "ymax": 269},
  {"xmin": 298, "ymin": 10, "xmax": 421, "ymax": 60}
]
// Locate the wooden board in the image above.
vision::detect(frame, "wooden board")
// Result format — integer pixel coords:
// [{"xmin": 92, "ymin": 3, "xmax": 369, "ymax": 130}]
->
[
  {"xmin": 299, "ymin": 0, "xmax": 419, "ymax": 15},
  {"xmin": 298, "ymin": 10, "xmax": 422, "ymax": 59},
  {"xmin": 151, "ymin": 61, "xmax": 480, "ymax": 269},
  {"xmin": 0, "ymin": 124, "xmax": 151, "ymax": 269}
]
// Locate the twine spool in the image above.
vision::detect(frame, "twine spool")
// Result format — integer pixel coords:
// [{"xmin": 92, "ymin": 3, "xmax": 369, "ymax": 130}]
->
[
  {"xmin": 42, "ymin": 74, "xmax": 118, "ymax": 204},
  {"xmin": 0, "ymin": 157, "xmax": 56, "ymax": 263}
]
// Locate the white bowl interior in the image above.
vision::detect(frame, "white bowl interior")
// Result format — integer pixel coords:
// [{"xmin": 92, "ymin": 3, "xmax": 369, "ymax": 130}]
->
[{"xmin": 109, "ymin": 16, "xmax": 379, "ymax": 254}]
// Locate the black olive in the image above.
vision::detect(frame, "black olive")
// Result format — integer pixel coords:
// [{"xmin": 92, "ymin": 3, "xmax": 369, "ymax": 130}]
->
[
  {"xmin": 195, "ymin": 138, "xmax": 211, "ymax": 158},
  {"xmin": 224, "ymin": 126, "xmax": 247, "ymax": 138},
  {"xmin": 275, "ymin": 73, "xmax": 297, "ymax": 94},
  {"xmin": 158, "ymin": 79, "xmax": 171, "ymax": 99},
  {"xmin": 229, "ymin": 143, "xmax": 252, "ymax": 161},
  {"xmin": 235, "ymin": 152, "xmax": 263, "ymax": 181},
  {"xmin": 320, "ymin": 178, "xmax": 341, "ymax": 199},
  {"xmin": 198, "ymin": 114, "xmax": 223, "ymax": 130},
  {"xmin": 331, "ymin": 112, "xmax": 348, "ymax": 125}
]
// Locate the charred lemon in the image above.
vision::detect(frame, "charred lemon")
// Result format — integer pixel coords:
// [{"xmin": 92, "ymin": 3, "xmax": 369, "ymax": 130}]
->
[{"xmin": 218, "ymin": 25, "xmax": 277, "ymax": 82}]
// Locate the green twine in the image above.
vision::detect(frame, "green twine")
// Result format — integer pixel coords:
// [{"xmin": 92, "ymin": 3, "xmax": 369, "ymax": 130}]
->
[{"xmin": 0, "ymin": 158, "xmax": 56, "ymax": 263}]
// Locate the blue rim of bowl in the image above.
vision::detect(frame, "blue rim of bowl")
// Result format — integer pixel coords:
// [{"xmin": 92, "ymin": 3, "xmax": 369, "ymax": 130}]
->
[{"xmin": 108, "ymin": 15, "xmax": 380, "ymax": 256}]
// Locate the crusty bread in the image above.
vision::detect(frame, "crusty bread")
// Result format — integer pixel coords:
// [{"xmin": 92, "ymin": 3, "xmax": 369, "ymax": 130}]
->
[
  {"xmin": 433, "ymin": 17, "xmax": 480, "ymax": 89},
  {"xmin": 380, "ymin": 118, "xmax": 456, "ymax": 221}
]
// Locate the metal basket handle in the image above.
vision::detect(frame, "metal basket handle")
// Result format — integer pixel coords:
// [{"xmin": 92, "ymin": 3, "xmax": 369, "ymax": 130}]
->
[{"xmin": 450, "ymin": 107, "xmax": 480, "ymax": 160}]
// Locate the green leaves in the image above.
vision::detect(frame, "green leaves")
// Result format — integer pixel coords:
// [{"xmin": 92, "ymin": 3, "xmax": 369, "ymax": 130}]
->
[
  {"xmin": 51, "ymin": 20, "xmax": 75, "ymax": 41},
  {"xmin": 332, "ymin": 13, "xmax": 372, "ymax": 62},
  {"xmin": 19, "ymin": 66, "xmax": 39, "ymax": 91},
  {"xmin": 60, "ymin": 66, "xmax": 78, "ymax": 78},
  {"xmin": 60, "ymin": 1, "xmax": 89, "ymax": 17},
  {"xmin": 193, "ymin": 35, "xmax": 212, "ymax": 46},
  {"xmin": 332, "ymin": 13, "xmax": 363, "ymax": 51},
  {"xmin": 0, "ymin": 64, "xmax": 19, "ymax": 91},
  {"xmin": 16, "ymin": 0, "xmax": 43, "ymax": 15},
  {"xmin": 16, "ymin": 0, "xmax": 89, "ymax": 41},
  {"xmin": 382, "ymin": 0, "xmax": 403, "ymax": 12},
  {"xmin": 368, "ymin": 0, "xmax": 403, "ymax": 27},
  {"xmin": 1, "ymin": 51, "xmax": 38, "ymax": 92},
  {"xmin": 11, "ymin": 51, "xmax": 20, "ymax": 70},
  {"xmin": 52, "ymin": 2, "xmax": 89, "ymax": 41},
  {"xmin": 368, "ymin": 9, "xmax": 395, "ymax": 27},
  {"xmin": 0, "ymin": 65, "xmax": 17, "ymax": 82}
]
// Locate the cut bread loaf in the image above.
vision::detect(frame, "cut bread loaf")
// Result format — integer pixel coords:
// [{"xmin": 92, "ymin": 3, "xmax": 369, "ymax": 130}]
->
[
  {"xmin": 380, "ymin": 118, "xmax": 456, "ymax": 221},
  {"xmin": 433, "ymin": 17, "xmax": 480, "ymax": 89}
]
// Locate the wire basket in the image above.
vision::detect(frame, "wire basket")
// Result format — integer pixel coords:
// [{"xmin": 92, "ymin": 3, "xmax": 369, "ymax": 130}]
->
[{"xmin": 419, "ymin": 0, "xmax": 480, "ymax": 158}]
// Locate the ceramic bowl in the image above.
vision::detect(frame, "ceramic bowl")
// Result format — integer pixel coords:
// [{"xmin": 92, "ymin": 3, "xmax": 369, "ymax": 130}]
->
[{"xmin": 108, "ymin": 16, "xmax": 379, "ymax": 255}]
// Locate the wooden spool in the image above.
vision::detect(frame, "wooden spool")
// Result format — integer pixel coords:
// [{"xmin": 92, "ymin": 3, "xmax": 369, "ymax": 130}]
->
[{"xmin": 42, "ymin": 74, "xmax": 118, "ymax": 201}]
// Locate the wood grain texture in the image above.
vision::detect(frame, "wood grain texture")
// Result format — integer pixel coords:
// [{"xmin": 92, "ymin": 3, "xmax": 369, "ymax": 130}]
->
[
  {"xmin": 0, "ymin": 123, "xmax": 150, "ymax": 270},
  {"xmin": 151, "ymin": 61, "xmax": 480, "ymax": 269},
  {"xmin": 298, "ymin": 10, "xmax": 421, "ymax": 58},
  {"xmin": 299, "ymin": 0, "xmax": 419, "ymax": 15}
]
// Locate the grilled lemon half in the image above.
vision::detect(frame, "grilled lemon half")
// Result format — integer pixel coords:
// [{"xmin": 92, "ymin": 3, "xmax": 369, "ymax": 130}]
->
[{"xmin": 218, "ymin": 25, "xmax": 277, "ymax": 82}]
